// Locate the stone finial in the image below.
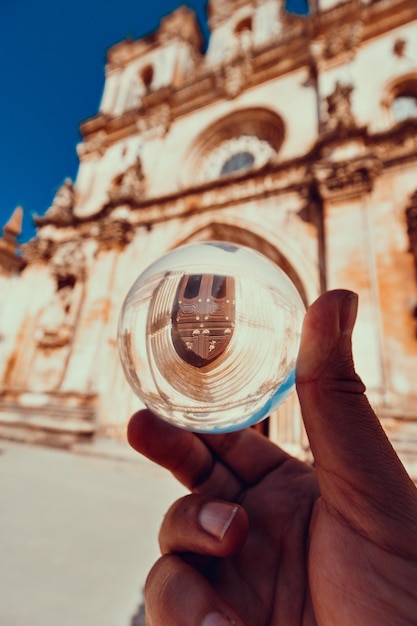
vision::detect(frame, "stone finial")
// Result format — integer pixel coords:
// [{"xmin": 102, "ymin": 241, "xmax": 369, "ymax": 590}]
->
[
  {"xmin": 158, "ymin": 5, "xmax": 203, "ymax": 50},
  {"xmin": 3, "ymin": 206, "xmax": 23, "ymax": 240},
  {"xmin": 0, "ymin": 206, "xmax": 26, "ymax": 275}
]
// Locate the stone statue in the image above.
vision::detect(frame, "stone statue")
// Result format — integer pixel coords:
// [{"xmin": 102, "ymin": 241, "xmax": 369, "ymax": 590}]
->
[{"xmin": 322, "ymin": 81, "xmax": 356, "ymax": 134}]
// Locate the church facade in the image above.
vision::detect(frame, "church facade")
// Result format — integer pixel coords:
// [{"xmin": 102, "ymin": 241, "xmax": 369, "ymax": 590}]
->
[{"xmin": 1, "ymin": 0, "xmax": 417, "ymax": 475}]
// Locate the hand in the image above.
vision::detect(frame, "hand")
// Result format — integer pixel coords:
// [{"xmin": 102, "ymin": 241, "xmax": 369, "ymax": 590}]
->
[{"xmin": 128, "ymin": 290, "xmax": 417, "ymax": 626}]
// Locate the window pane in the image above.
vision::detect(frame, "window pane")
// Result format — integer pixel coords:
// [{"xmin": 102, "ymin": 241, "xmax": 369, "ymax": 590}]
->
[
  {"xmin": 220, "ymin": 151, "xmax": 255, "ymax": 176},
  {"xmin": 184, "ymin": 275, "xmax": 202, "ymax": 299},
  {"xmin": 392, "ymin": 95, "xmax": 417, "ymax": 122}
]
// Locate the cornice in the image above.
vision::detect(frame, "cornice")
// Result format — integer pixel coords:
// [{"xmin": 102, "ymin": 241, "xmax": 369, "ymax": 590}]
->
[{"xmin": 34, "ymin": 118, "xmax": 417, "ymax": 251}]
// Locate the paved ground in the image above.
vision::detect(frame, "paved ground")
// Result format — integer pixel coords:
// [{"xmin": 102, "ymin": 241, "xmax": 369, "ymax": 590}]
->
[{"xmin": 0, "ymin": 438, "xmax": 187, "ymax": 626}]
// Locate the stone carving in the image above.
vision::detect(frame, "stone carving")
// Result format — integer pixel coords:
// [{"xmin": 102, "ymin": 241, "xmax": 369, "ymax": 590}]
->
[
  {"xmin": 77, "ymin": 131, "xmax": 108, "ymax": 161},
  {"xmin": 35, "ymin": 241, "xmax": 86, "ymax": 349},
  {"xmin": 324, "ymin": 22, "xmax": 363, "ymax": 59},
  {"xmin": 199, "ymin": 135, "xmax": 276, "ymax": 182},
  {"xmin": 108, "ymin": 157, "xmax": 146, "ymax": 204},
  {"xmin": 0, "ymin": 207, "xmax": 26, "ymax": 275},
  {"xmin": 52, "ymin": 240, "xmax": 86, "ymax": 286},
  {"xmin": 35, "ymin": 285, "xmax": 74, "ymax": 349},
  {"xmin": 34, "ymin": 179, "xmax": 75, "ymax": 227},
  {"xmin": 215, "ymin": 56, "xmax": 253, "ymax": 99},
  {"xmin": 406, "ymin": 190, "xmax": 417, "ymax": 270},
  {"xmin": 313, "ymin": 156, "xmax": 382, "ymax": 200},
  {"xmin": 22, "ymin": 237, "xmax": 55, "ymax": 264},
  {"xmin": 321, "ymin": 81, "xmax": 356, "ymax": 135},
  {"xmin": 97, "ymin": 218, "xmax": 135, "ymax": 251},
  {"xmin": 136, "ymin": 103, "xmax": 171, "ymax": 137}
]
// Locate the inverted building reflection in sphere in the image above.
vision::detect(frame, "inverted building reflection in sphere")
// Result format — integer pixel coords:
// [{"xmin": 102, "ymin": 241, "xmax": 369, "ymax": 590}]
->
[{"xmin": 118, "ymin": 241, "xmax": 305, "ymax": 433}]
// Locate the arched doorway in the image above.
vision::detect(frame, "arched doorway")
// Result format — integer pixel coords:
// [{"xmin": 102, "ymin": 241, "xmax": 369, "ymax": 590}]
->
[{"xmin": 170, "ymin": 223, "xmax": 310, "ymax": 457}]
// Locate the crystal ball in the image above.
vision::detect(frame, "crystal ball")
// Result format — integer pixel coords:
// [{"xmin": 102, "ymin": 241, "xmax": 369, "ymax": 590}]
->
[{"xmin": 118, "ymin": 241, "xmax": 305, "ymax": 433}]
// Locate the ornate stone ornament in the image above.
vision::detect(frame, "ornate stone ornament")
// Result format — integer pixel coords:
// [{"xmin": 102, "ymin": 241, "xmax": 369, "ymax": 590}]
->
[
  {"xmin": 136, "ymin": 103, "xmax": 171, "ymax": 137},
  {"xmin": 77, "ymin": 131, "xmax": 108, "ymax": 161},
  {"xmin": 34, "ymin": 241, "xmax": 86, "ymax": 350},
  {"xmin": 313, "ymin": 156, "xmax": 382, "ymax": 200},
  {"xmin": 198, "ymin": 135, "xmax": 276, "ymax": 183},
  {"xmin": 34, "ymin": 179, "xmax": 75, "ymax": 227},
  {"xmin": 0, "ymin": 207, "xmax": 26, "ymax": 275},
  {"xmin": 35, "ymin": 285, "xmax": 74, "ymax": 349},
  {"xmin": 97, "ymin": 218, "xmax": 135, "ymax": 251},
  {"xmin": 324, "ymin": 21, "xmax": 363, "ymax": 59},
  {"xmin": 321, "ymin": 81, "xmax": 356, "ymax": 135},
  {"xmin": 22, "ymin": 237, "xmax": 55, "ymax": 264},
  {"xmin": 51, "ymin": 240, "xmax": 86, "ymax": 285},
  {"xmin": 215, "ymin": 56, "xmax": 253, "ymax": 99},
  {"xmin": 108, "ymin": 157, "xmax": 146, "ymax": 205}
]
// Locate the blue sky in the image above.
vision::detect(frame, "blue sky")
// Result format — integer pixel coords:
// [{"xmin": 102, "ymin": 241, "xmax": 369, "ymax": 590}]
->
[{"xmin": 1, "ymin": 0, "xmax": 308, "ymax": 242}]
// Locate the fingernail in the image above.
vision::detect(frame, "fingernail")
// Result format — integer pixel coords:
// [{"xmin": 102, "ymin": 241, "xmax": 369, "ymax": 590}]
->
[
  {"xmin": 202, "ymin": 612, "xmax": 236, "ymax": 626},
  {"xmin": 199, "ymin": 502, "xmax": 238, "ymax": 541},
  {"xmin": 340, "ymin": 292, "xmax": 358, "ymax": 336}
]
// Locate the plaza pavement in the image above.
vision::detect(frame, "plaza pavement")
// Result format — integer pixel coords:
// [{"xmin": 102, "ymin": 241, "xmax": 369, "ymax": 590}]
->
[{"xmin": 0, "ymin": 437, "xmax": 187, "ymax": 626}]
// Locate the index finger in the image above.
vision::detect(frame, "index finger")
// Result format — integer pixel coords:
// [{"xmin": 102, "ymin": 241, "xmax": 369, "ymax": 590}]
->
[{"xmin": 127, "ymin": 409, "xmax": 295, "ymax": 500}]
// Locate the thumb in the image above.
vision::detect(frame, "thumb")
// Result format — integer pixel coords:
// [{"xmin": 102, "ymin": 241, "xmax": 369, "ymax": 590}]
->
[{"xmin": 296, "ymin": 290, "xmax": 417, "ymax": 548}]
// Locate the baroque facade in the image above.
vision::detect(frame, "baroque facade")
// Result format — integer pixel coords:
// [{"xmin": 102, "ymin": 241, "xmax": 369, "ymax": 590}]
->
[{"xmin": 1, "ymin": 0, "xmax": 417, "ymax": 475}]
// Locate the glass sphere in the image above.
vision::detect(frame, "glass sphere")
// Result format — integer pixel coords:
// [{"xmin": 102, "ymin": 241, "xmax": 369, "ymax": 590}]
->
[{"xmin": 118, "ymin": 241, "xmax": 305, "ymax": 433}]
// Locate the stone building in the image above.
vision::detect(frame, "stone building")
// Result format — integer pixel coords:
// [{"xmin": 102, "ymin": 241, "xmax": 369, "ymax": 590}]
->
[{"xmin": 1, "ymin": 0, "xmax": 417, "ymax": 476}]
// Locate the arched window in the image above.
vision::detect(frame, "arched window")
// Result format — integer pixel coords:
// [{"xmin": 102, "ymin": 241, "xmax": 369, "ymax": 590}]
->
[
  {"xmin": 141, "ymin": 65, "xmax": 154, "ymax": 93},
  {"xmin": 389, "ymin": 79, "xmax": 417, "ymax": 123},
  {"xmin": 392, "ymin": 94, "xmax": 417, "ymax": 122},
  {"xmin": 234, "ymin": 17, "xmax": 252, "ymax": 51}
]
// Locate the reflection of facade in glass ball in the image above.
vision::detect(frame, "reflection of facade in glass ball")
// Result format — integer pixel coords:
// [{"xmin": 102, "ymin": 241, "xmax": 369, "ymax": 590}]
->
[{"xmin": 118, "ymin": 242, "xmax": 305, "ymax": 433}]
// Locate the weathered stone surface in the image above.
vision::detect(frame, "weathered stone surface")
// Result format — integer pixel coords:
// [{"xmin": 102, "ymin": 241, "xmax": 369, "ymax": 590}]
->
[{"xmin": 0, "ymin": 0, "xmax": 416, "ymax": 472}]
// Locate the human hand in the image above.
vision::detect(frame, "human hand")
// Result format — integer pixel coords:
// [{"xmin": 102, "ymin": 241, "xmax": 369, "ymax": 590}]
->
[{"xmin": 128, "ymin": 290, "xmax": 417, "ymax": 625}]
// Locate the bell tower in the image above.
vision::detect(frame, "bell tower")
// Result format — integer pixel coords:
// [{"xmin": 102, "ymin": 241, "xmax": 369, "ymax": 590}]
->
[{"xmin": 205, "ymin": 0, "xmax": 288, "ymax": 66}]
